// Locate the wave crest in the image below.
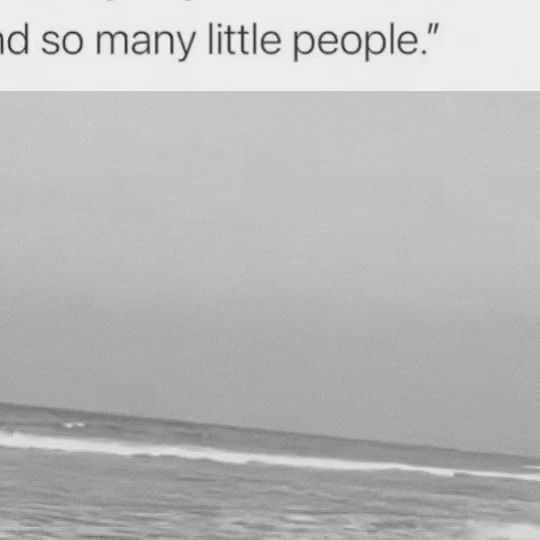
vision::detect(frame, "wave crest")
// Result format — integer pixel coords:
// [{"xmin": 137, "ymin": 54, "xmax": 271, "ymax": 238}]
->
[{"xmin": 1, "ymin": 430, "xmax": 540, "ymax": 484}]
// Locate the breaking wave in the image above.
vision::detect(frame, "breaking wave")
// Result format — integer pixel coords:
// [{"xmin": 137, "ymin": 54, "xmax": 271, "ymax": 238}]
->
[{"xmin": 1, "ymin": 430, "xmax": 540, "ymax": 483}]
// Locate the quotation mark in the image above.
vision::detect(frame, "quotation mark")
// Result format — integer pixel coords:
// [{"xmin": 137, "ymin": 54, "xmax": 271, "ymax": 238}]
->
[{"xmin": 427, "ymin": 23, "xmax": 440, "ymax": 35}]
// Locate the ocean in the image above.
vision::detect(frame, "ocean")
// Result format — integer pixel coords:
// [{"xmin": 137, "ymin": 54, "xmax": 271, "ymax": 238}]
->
[{"xmin": 1, "ymin": 402, "xmax": 539, "ymax": 539}]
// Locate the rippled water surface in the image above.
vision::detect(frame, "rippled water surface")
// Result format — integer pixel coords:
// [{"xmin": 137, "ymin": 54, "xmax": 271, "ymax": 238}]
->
[{"xmin": 1, "ymin": 403, "xmax": 540, "ymax": 539}]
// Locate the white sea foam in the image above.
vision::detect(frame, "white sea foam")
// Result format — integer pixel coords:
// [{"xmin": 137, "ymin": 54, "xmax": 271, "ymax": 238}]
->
[
  {"xmin": 1, "ymin": 430, "xmax": 540, "ymax": 484},
  {"xmin": 63, "ymin": 422, "xmax": 86, "ymax": 429}
]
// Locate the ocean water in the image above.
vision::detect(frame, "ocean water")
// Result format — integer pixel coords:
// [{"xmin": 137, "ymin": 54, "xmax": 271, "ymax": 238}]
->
[{"xmin": 1, "ymin": 403, "xmax": 540, "ymax": 539}]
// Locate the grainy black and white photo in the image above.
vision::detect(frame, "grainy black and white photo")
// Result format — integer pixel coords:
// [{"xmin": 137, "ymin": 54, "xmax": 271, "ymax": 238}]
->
[{"xmin": 1, "ymin": 93, "xmax": 540, "ymax": 539}]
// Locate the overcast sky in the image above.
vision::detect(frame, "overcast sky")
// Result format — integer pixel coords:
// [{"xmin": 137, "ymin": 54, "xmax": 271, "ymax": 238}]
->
[{"xmin": 1, "ymin": 93, "xmax": 539, "ymax": 456}]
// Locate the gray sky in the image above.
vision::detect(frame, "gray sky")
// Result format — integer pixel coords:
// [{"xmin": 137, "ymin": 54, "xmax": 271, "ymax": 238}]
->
[{"xmin": 1, "ymin": 93, "xmax": 540, "ymax": 456}]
